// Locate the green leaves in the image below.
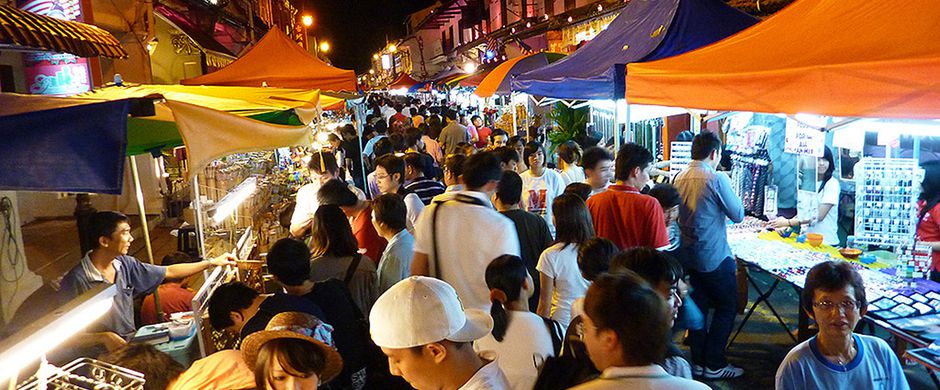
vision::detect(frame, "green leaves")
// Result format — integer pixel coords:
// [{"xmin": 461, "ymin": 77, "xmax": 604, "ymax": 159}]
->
[{"xmin": 546, "ymin": 102, "xmax": 589, "ymax": 152}]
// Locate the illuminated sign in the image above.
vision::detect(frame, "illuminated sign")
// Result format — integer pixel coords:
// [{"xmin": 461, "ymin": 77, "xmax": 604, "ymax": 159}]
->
[{"xmin": 18, "ymin": 0, "xmax": 93, "ymax": 96}]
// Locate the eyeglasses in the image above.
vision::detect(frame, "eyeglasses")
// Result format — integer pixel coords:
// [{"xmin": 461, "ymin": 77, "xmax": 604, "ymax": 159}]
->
[
  {"xmin": 813, "ymin": 300, "xmax": 858, "ymax": 312},
  {"xmin": 375, "ymin": 174, "xmax": 390, "ymax": 180}
]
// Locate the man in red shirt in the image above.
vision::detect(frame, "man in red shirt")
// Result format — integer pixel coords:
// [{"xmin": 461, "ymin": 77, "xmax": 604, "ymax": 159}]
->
[
  {"xmin": 391, "ymin": 104, "xmax": 409, "ymax": 128},
  {"xmin": 586, "ymin": 143, "xmax": 669, "ymax": 250},
  {"xmin": 140, "ymin": 252, "xmax": 197, "ymax": 325},
  {"xmin": 317, "ymin": 179, "xmax": 387, "ymax": 264}
]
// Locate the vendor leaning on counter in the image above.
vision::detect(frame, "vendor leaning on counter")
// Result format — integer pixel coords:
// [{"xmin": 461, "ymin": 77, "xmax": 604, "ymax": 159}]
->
[
  {"xmin": 771, "ymin": 147, "xmax": 840, "ymax": 246},
  {"xmin": 59, "ymin": 211, "xmax": 236, "ymax": 351}
]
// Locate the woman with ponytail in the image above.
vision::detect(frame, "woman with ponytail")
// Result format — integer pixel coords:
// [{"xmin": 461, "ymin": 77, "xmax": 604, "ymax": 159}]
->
[{"xmin": 475, "ymin": 255, "xmax": 560, "ymax": 390}]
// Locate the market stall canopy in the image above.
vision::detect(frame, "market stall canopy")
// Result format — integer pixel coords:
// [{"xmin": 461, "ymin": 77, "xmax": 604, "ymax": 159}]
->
[
  {"xmin": 625, "ymin": 0, "xmax": 940, "ymax": 119},
  {"xmin": 180, "ymin": 28, "xmax": 357, "ymax": 92},
  {"xmin": 408, "ymin": 81, "xmax": 431, "ymax": 94},
  {"xmin": 511, "ymin": 0, "xmax": 756, "ymax": 100},
  {"xmin": 77, "ymin": 85, "xmax": 341, "ymax": 155},
  {"xmin": 474, "ymin": 52, "xmax": 565, "ymax": 98},
  {"xmin": 0, "ymin": 5, "xmax": 127, "ymax": 58},
  {"xmin": 167, "ymin": 100, "xmax": 310, "ymax": 178},
  {"xmin": 0, "ymin": 93, "xmax": 130, "ymax": 194},
  {"xmin": 387, "ymin": 73, "xmax": 419, "ymax": 90}
]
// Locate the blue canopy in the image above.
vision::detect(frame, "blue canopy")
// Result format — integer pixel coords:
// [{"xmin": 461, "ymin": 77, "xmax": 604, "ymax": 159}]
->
[
  {"xmin": 0, "ymin": 94, "xmax": 131, "ymax": 194},
  {"xmin": 511, "ymin": 0, "xmax": 757, "ymax": 100}
]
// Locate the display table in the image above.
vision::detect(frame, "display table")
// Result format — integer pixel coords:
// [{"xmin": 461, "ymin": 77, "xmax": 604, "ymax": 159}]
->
[
  {"xmin": 133, "ymin": 321, "xmax": 200, "ymax": 367},
  {"xmin": 728, "ymin": 229, "xmax": 940, "ymax": 385}
]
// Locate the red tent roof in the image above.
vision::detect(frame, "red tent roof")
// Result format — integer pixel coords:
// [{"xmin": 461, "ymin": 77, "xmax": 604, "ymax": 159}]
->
[
  {"xmin": 626, "ymin": 0, "xmax": 940, "ymax": 119},
  {"xmin": 181, "ymin": 28, "xmax": 357, "ymax": 92},
  {"xmin": 387, "ymin": 73, "xmax": 419, "ymax": 90}
]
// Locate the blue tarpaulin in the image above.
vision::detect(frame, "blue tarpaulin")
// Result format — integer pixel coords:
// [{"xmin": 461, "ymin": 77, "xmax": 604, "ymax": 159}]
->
[
  {"xmin": 511, "ymin": 0, "xmax": 757, "ymax": 100},
  {"xmin": 0, "ymin": 95, "xmax": 130, "ymax": 194}
]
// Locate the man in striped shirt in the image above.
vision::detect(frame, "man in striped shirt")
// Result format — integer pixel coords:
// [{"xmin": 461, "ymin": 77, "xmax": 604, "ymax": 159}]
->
[{"xmin": 404, "ymin": 152, "xmax": 446, "ymax": 205}]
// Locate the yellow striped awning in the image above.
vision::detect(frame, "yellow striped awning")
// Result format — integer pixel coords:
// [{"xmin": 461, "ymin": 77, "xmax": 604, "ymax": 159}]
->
[{"xmin": 0, "ymin": 5, "xmax": 127, "ymax": 58}]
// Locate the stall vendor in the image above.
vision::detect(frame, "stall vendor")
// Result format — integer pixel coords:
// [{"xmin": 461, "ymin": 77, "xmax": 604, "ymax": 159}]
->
[
  {"xmin": 772, "ymin": 147, "xmax": 841, "ymax": 246},
  {"xmin": 60, "ymin": 211, "xmax": 235, "ymax": 351},
  {"xmin": 918, "ymin": 161, "xmax": 940, "ymax": 282}
]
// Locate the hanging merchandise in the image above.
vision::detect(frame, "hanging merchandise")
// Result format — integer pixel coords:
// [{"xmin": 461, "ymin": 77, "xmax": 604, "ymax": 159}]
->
[
  {"xmin": 853, "ymin": 158, "xmax": 924, "ymax": 248},
  {"xmin": 726, "ymin": 124, "xmax": 772, "ymax": 215}
]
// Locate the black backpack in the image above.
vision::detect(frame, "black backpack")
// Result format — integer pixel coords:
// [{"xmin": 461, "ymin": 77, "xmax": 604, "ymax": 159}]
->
[{"xmin": 532, "ymin": 315, "xmax": 600, "ymax": 390}]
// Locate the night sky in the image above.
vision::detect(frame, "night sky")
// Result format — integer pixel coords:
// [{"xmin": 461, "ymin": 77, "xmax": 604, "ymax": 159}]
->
[{"xmin": 304, "ymin": 0, "xmax": 435, "ymax": 74}]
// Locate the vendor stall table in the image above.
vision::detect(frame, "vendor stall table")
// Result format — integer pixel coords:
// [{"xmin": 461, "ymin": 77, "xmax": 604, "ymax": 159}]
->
[{"xmin": 728, "ymin": 228, "xmax": 940, "ymax": 386}]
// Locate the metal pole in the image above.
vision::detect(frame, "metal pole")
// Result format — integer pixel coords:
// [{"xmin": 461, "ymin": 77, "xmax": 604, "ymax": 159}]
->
[
  {"xmin": 511, "ymin": 93, "xmax": 518, "ymax": 137},
  {"xmin": 130, "ymin": 155, "xmax": 163, "ymax": 321},
  {"xmin": 192, "ymin": 174, "xmax": 207, "ymax": 258},
  {"xmin": 614, "ymin": 100, "xmax": 622, "ymax": 154}
]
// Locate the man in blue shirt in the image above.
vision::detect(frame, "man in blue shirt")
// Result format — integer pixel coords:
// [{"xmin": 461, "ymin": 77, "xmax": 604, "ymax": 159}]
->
[
  {"xmin": 60, "ymin": 211, "xmax": 235, "ymax": 352},
  {"xmin": 673, "ymin": 132, "xmax": 745, "ymax": 379}
]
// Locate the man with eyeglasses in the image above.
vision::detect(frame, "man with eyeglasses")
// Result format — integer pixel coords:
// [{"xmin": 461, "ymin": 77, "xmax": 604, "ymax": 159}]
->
[{"xmin": 776, "ymin": 261, "xmax": 910, "ymax": 390}]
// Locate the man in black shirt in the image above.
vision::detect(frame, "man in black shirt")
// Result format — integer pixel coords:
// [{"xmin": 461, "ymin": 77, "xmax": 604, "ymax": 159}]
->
[
  {"xmin": 265, "ymin": 237, "xmax": 374, "ymax": 389},
  {"xmin": 493, "ymin": 170, "xmax": 552, "ymax": 309},
  {"xmin": 206, "ymin": 281, "xmax": 325, "ymax": 340}
]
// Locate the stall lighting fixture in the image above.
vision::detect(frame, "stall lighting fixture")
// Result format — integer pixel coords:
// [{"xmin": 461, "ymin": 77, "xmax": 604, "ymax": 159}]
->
[
  {"xmin": 597, "ymin": 4, "xmax": 603, "ymax": 11},
  {"xmin": 526, "ymin": 22, "xmax": 532, "ymax": 28},
  {"xmin": 388, "ymin": 44, "xmax": 398, "ymax": 53},
  {"xmin": 210, "ymin": 176, "xmax": 257, "ymax": 225},
  {"xmin": 464, "ymin": 62, "xmax": 477, "ymax": 73},
  {"xmin": 373, "ymin": 53, "xmax": 379, "ymax": 60},
  {"xmin": 0, "ymin": 286, "xmax": 116, "ymax": 384},
  {"xmin": 568, "ymin": 16, "xmax": 573, "ymax": 23}
]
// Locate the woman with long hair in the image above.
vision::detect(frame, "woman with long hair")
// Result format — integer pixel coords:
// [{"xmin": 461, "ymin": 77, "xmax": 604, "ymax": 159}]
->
[
  {"xmin": 773, "ymin": 146, "xmax": 841, "ymax": 245},
  {"xmin": 475, "ymin": 255, "xmax": 558, "ymax": 390},
  {"xmin": 520, "ymin": 141, "xmax": 567, "ymax": 236},
  {"xmin": 918, "ymin": 160, "xmax": 940, "ymax": 281},
  {"xmin": 556, "ymin": 140, "xmax": 585, "ymax": 186},
  {"xmin": 309, "ymin": 204, "xmax": 378, "ymax": 315},
  {"xmin": 535, "ymin": 194, "xmax": 595, "ymax": 327}
]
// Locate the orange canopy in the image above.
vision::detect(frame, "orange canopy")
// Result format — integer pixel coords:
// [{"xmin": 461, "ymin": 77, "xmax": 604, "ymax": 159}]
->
[
  {"xmin": 625, "ymin": 0, "xmax": 940, "ymax": 119},
  {"xmin": 181, "ymin": 28, "xmax": 357, "ymax": 92},
  {"xmin": 387, "ymin": 73, "xmax": 419, "ymax": 90}
]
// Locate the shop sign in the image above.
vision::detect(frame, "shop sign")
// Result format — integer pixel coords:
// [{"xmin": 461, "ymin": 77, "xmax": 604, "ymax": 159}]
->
[
  {"xmin": 23, "ymin": 53, "xmax": 91, "ymax": 95},
  {"xmin": 784, "ymin": 118, "xmax": 824, "ymax": 157},
  {"xmin": 18, "ymin": 0, "xmax": 92, "ymax": 96}
]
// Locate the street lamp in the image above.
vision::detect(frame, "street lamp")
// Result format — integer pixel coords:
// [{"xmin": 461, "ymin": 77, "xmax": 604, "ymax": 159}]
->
[
  {"xmin": 388, "ymin": 44, "xmax": 397, "ymax": 53},
  {"xmin": 300, "ymin": 15, "xmax": 313, "ymax": 49},
  {"xmin": 319, "ymin": 41, "xmax": 330, "ymax": 53}
]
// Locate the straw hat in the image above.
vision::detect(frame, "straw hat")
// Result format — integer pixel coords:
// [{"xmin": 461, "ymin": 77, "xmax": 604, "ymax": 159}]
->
[{"xmin": 240, "ymin": 312, "xmax": 343, "ymax": 383}]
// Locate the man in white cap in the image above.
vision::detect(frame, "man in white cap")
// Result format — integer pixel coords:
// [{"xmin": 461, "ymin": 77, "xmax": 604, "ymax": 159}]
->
[{"xmin": 371, "ymin": 276, "xmax": 510, "ymax": 390}]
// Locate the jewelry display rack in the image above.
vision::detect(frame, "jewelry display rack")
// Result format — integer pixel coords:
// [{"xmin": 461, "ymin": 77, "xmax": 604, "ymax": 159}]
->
[{"xmin": 853, "ymin": 158, "xmax": 924, "ymax": 248}]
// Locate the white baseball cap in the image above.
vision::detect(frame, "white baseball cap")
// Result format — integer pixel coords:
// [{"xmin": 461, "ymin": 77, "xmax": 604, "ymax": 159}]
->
[{"xmin": 370, "ymin": 276, "xmax": 492, "ymax": 349}]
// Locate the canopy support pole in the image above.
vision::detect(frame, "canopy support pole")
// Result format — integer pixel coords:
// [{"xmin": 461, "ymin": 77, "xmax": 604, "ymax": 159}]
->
[
  {"xmin": 130, "ymin": 155, "xmax": 162, "ymax": 320},
  {"xmin": 192, "ymin": 174, "xmax": 207, "ymax": 258},
  {"xmin": 511, "ymin": 93, "xmax": 518, "ymax": 137}
]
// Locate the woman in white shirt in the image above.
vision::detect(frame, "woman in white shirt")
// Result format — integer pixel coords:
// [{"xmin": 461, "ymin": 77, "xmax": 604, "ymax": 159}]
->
[
  {"xmin": 773, "ymin": 147, "xmax": 841, "ymax": 246},
  {"xmin": 557, "ymin": 141, "xmax": 586, "ymax": 186},
  {"xmin": 521, "ymin": 142, "xmax": 566, "ymax": 236},
  {"xmin": 537, "ymin": 194, "xmax": 595, "ymax": 328},
  {"xmin": 476, "ymin": 255, "xmax": 559, "ymax": 390}
]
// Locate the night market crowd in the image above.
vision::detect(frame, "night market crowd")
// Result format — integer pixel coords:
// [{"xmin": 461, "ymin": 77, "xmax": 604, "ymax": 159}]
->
[{"xmin": 56, "ymin": 96, "xmax": 935, "ymax": 390}]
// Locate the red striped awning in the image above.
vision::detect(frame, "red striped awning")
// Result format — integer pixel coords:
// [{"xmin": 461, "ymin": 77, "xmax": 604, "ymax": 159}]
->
[{"xmin": 0, "ymin": 5, "xmax": 127, "ymax": 58}]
